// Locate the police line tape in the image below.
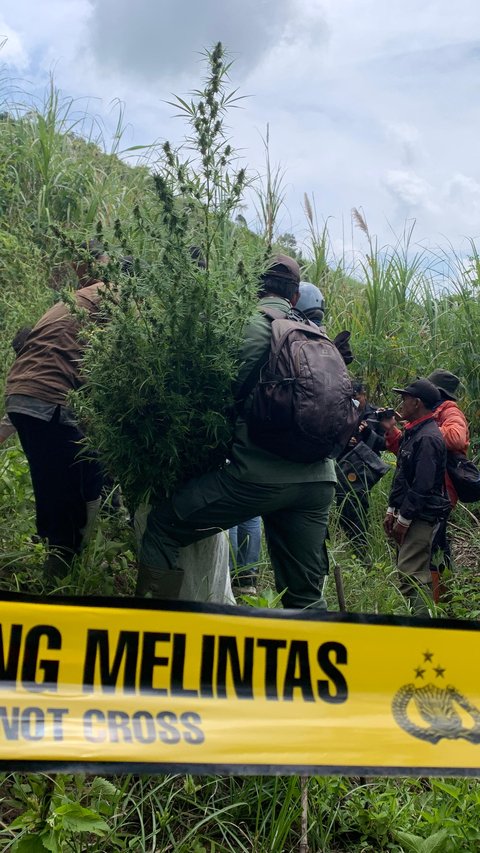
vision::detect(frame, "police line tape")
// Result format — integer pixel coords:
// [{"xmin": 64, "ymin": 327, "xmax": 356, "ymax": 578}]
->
[{"xmin": 1, "ymin": 592, "xmax": 479, "ymax": 776}]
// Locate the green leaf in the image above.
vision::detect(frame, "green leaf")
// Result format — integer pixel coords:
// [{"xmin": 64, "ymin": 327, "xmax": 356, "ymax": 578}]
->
[
  {"xmin": 39, "ymin": 829, "xmax": 60, "ymax": 853},
  {"xmin": 395, "ymin": 829, "xmax": 451, "ymax": 853},
  {"xmin": 422, "ymin": 830, "xmax": 451, "ymax": 853},
  {"xmin": 10, "ymin": 809, "xmax": 40, "ymax": 829},
  {"xmin": 240, "ymin": 587, "xmax": 285, "ymax": 608},
  {"xmin": 53, "ymin": 803, "xmax": 109, "ymax": 835},
  {"xmin": 395, "ymin": 830, "xmax": 425, "ymax": 852},
  {"xmin": 120, "ymin": 144, "xmax": 154, "ymax": 152},
  {"xmin": 431, "ymin": 780, "xmax": 461, "ymax": 800},
  {"xmin": 90, "ymin": 775, "xmax": 121, "ymax": 799},
  {"xmin": 13, "ymin": 835, "xmax": 48, "ymax": 853}
]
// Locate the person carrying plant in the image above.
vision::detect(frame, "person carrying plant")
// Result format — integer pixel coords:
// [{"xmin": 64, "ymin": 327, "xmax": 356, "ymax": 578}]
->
[
  {"xmin": 383, "ymin": 379, "xmax": 451, "ymax": 615},
  {"xmin": 138, "ymin": 254, "xmax": 340, "ymax": 609},
  {"xmin": 4, "ymin": 241, "xmax": 109, "ymax": 579}
]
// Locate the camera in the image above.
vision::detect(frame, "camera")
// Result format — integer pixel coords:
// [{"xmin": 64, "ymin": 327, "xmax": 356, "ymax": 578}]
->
[{"xmin": 373, "ymin": 407, "xmax": 395, "ymax": 420}]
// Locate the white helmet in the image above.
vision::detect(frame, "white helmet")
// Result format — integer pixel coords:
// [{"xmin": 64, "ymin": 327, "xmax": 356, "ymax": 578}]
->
[{"xmin": 296, "ymin": 282, "xmax": 326, "ymax": 323}]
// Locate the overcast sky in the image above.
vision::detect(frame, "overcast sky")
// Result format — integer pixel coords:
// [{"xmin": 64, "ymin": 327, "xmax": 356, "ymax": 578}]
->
[{"xmin": 2, "ymin": 0, "xmax": 480, "ymax": 264}]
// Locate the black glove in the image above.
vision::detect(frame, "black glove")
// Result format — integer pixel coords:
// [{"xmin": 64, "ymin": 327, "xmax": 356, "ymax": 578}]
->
[{"xmin": 333, "ymin": 330, "xmax": 354, "ymax": 365}]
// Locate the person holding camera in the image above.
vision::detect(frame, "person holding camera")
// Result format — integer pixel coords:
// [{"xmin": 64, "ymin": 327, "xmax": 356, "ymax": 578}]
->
[
  {"xmin": 383, "ymin": 379, "xmax": 451, "ymax": 615},
  {"xmin": 384, "ymin": 370, "xmax": 470, "ymax": 602},
  {"xmin": 336, "ymin": 381, "xmax": 391, "ymax": 559}
]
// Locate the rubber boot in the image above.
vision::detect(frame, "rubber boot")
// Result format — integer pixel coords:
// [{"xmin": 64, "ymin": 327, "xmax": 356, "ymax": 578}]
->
[
  {"xmin": 136, "ymin": 565, "xmax": 184, "ymax": 600},
  {"xmin": 431, "ymin": 569, "xmax": 440, "ymax": 604},
  {"xmin": 43, "ymin": 549, "xmax": 74, "ymax": 584},
  {"xmin": 79, "ymin": 498, "xmax": 101, "ymax": 549},
  {"xmin": 409, "ymin": 583, "xmax": 434, "ymax": 617}
]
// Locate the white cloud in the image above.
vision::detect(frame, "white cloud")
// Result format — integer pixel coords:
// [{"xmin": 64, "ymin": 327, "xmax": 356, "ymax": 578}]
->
[
  {"xmin": 383, "ymin": 170, "xmax": 437, "ymax": 211},
  {"xmin": 443, "ymin": 173, "xmax": 480, "ymax": 215},
  {"xmin": 1, "ymin": 0, "xmax": 480, "ymax": 250},
  {"xmin": 0, "ymin": 19, "xmax": 28, "ymax": 69}
]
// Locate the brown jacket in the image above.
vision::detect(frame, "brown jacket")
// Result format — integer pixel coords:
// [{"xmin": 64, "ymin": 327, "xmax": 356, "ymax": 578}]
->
[{"xmin": 6, "ymin": 282, "xmax": 104, "ymax": 405}]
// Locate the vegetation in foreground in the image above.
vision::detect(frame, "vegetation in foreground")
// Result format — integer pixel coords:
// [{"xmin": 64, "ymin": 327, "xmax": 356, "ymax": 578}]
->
[
  {"xmin": 1, "ymin": 43, "xmax": 480, "ymax": 853},
  {"xmin": 2, "ymin": 449, "xmax": 480, "ymax": 852}
]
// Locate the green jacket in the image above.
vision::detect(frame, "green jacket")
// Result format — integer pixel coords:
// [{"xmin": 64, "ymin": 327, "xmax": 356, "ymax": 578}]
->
[{"xmin": 228, "ymin": 296, "xmax": 337, "ymax": 484}]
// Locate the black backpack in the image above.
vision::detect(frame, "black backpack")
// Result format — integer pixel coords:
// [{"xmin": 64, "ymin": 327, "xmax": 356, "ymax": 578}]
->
[
  {"xmin": 243, "ymin": 308, "xmax": 359, "ymax": 463},
  {"xmin": 446, "ymin": 451, "xmax": 480, "ymax": 503}
]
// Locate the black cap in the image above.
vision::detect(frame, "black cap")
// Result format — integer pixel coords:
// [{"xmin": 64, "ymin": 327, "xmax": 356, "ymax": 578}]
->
[
  {"xmin": 392, "ymin": 378, "xmax": 441, "ymax": 409},
  {"xmin": 427, "ymin": 369, "xmax": 459, "ymax": 401}
]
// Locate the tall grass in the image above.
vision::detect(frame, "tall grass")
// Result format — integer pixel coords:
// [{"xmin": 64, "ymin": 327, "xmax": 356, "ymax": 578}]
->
[
  {"xmin": 299, "ymin": 205, "xmax": 480, "ymax": 434},
  {"xmin": 253, "ymin": 125, "xmax": 287, "ymax": 251}
]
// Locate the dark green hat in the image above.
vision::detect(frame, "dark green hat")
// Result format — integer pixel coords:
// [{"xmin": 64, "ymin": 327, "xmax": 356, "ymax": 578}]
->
[{"xmin": 427, "ymin": 369, "xmax": 459, "ymax": 401}]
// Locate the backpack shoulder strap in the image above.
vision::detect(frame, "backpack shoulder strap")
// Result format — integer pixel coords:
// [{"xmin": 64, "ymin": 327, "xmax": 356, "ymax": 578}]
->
[{"xmin": 234, "ymin": 308, "xmax": 281, "ymax": 409}]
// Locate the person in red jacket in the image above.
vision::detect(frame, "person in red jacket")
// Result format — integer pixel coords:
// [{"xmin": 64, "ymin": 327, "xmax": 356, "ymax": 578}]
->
[
  {"xmin": 427, "ymin": 370, "xmax": 469, "ymax": 597},
  {"xmin": 427, "ymin": 370, "xmax": 469, "ymax": 504}
]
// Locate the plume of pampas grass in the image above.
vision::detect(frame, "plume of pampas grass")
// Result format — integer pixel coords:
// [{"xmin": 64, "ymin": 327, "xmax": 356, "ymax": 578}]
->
[
  {"xmin": 304, "ymin": 192, "xmax": 314, "ymax": 228},
  {"xmin": 352, "ymin": 207, "xmax": 369, "ymax": 237}
]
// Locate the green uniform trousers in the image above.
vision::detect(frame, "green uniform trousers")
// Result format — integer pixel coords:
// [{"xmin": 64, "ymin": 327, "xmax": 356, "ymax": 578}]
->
[
  {"xmin": 140, "ymin": 466, "xmax": 335, "ymax": 610},
  {"xmin": 397, "ymin": 518, "xmax": 437, "ymax": 615}
]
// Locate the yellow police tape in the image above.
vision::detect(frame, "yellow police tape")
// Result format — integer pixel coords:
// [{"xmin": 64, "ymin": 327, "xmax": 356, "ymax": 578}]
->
[{"xmin": 1, "ymin": 593, "xmax": 479, "ymax": 775}]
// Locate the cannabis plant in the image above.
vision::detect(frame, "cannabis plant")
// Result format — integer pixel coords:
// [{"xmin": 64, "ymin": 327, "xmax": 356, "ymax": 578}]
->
[{"xmin": 76, "ymin": 45, "xmax": 263, "ymax": 506}]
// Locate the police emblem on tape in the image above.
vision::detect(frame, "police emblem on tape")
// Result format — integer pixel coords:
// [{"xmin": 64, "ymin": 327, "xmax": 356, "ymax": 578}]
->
[{"xmin": 392, "ymin": 651, "xmax": 480, "ymax": 744}]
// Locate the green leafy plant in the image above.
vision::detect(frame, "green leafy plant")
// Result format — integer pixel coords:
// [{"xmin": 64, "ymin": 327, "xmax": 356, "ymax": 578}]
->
[
  {"xmin": 4, "ymin": 775, "xmax": 114, "ymax": 852},
  {"xmin": 394, "ymin": 828, "xmax": 451, "ymax": 853},
  {"xmin": 75, "ymin": 44, "xmax": 263, "ymax": 506}
]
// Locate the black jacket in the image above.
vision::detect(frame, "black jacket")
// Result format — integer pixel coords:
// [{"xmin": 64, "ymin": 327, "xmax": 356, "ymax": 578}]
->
[{"xmin": 388, "ymin": 416, "xmax": 450, "ymax": 522}]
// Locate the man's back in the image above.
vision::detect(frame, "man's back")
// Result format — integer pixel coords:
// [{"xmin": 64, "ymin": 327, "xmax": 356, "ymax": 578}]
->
[
  {"xmin": 230, "ymin": 295, "xmax": 336, "ymax": 484},
  {"xmin": 139, "ymin": 254, "xmax": 337, "ymax": 610}
]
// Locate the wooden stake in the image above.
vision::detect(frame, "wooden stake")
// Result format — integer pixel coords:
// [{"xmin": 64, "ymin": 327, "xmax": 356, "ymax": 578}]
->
[
  {"xmin": 333, "ymin": 561, "xmax": 346, "ymax": 611},
  {"xmin": 299, "ymin": 774, "xmax": 309, "ymax": 853}
]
